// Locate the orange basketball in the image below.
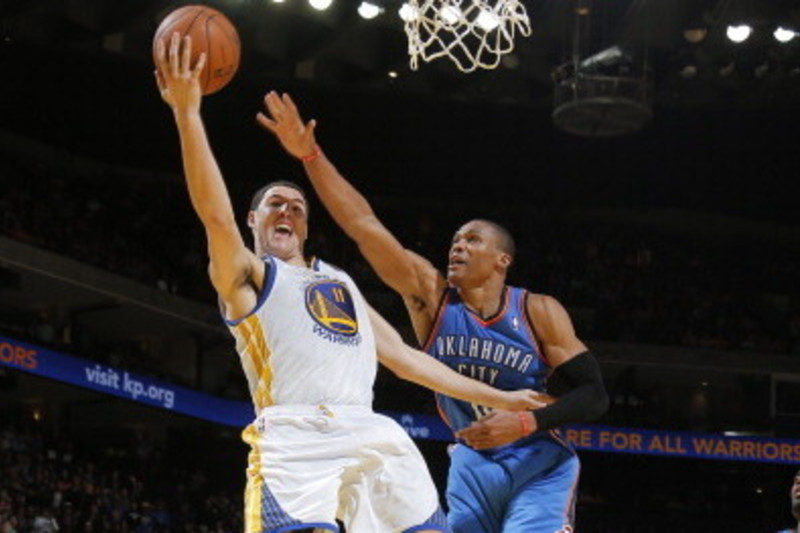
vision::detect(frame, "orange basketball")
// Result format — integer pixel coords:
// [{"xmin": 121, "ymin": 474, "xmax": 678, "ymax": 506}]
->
[{"xmin": 153, "ymin": 4, "xmax": 240, "ymax": 95}]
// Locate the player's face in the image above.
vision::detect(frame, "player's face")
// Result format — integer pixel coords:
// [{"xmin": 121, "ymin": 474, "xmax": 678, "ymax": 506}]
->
[
  {"xmin": 791, "ymin": 471, "xmax": 800, "ymax": 516},
  {"xmin": 446, "ymin": 221, "xmax": 507, "ymax": 288},
  {"xmin": 251, "ymin": 185, "xmax": 308, "ymax": 259}
]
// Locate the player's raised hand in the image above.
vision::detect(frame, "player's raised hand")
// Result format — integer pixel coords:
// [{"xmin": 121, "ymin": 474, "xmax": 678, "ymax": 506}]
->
[
  {"xmin": 154, "ymin": 33, "xmax": 206, "ymax": 113},
  {"xmin": 257, "ymin": 91, "xmax": 318, "ymax": 160}
]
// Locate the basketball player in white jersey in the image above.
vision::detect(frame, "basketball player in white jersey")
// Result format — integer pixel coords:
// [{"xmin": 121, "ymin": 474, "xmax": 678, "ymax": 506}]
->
[{"xmin": 155, "ymin": 34, "xmax": 544, "ymax": 533}]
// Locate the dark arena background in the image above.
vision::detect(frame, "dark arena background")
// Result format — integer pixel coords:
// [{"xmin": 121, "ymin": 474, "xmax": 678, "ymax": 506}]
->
[{"xmin": 2, "ymin": 0, "xmax": 800, "ymax": 531}]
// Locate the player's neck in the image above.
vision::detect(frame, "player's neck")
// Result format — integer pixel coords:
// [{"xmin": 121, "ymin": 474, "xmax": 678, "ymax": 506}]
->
[
  {"xmin": 285, "ymin": 255, "xmax": 309, "ymax": 268},
  {"xmin": 458, "ymin": 283, "xmax": 506, "ymax": 319},
  {"xmin": 260, "ymin": 246, "xmax": 308, "ymax": 268}
]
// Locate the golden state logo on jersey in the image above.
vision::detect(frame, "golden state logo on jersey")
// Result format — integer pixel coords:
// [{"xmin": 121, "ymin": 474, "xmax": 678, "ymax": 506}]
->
[{"xmin": 305, "ymin": 280, "xmax": 362, "ymax": 346}]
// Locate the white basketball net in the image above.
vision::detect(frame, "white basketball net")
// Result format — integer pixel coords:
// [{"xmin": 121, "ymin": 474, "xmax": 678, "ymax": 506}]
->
[{"xmin": 401, "ymin": 0, "xmax": 532, "ymax": 73}]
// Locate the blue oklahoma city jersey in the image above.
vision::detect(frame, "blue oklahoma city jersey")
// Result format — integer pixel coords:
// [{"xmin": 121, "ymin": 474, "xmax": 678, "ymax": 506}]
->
[
  {"xmin": 424, "ymin": 286, "xmax": 549, "ymax": 433},
  {"xmin": 428, "ymin": 287, "xmax": 580, "ymax": 532}
]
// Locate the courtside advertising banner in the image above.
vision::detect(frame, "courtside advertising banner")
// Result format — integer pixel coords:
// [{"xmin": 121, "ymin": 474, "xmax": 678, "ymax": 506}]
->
[
  {"xmin": 2, "ymin": 334, "xmax": 798, "ymax": 464},
  {"xmin": 0, "ymin": 334, "xmax": 251, "ymax": 426}
]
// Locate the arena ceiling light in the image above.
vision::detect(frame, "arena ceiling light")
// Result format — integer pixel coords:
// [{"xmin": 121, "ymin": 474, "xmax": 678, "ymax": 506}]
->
[
  {"xmin": 726, "ymin": 24, "xmax": 752, "ymax": 43},
  {"xmin": 679, "ymin": 64, "xmax": 698, "ymax": 79},
  {"xmin": 358, "ymin": 1, "xmax": 383, "ymax": 19},
  {"xmin": 774, "ymin": 26, "xmax": 797, "ymax": 43},
  {"xmin": 309, "ymin": 0, "xmax": 333, "ymax": 11},
  {"xmin": 682, "ymin": 28, "xmax": 708, "ymax": 44},
  {"xmin": 475, "ymin": 9, "xmax": 501, "ymax": 31},
  {"xmin": 398, "ymin": 2, "xmax": 419, "ymax": 22},
  {"xmin": 439, "ymin": 4, "xmax": 462, "ymax": 25}
]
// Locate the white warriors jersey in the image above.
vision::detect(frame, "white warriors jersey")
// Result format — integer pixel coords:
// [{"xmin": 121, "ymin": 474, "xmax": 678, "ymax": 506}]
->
[{"xmin": 226, "ymin": 256, "xmax": 377, "ymax": 415}]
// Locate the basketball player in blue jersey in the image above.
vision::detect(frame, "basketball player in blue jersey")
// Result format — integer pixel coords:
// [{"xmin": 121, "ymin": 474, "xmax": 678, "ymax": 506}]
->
[
  {"xmin": 259, "ymin": 91, "xmax": 609, "ymax": 533},
  {"xmin": 155, "ymin": 34, "xmax": 543, "ymax": 533},
  {"xmin": 777, "ymin": 469, "xmax": 800, "ymax": 533}
]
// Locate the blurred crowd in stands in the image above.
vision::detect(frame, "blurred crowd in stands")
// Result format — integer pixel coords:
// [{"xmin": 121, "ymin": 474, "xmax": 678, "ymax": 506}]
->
[
  {"xmin": 0, "ymin": 414, "xmax": 243, "ymax": 533},
  {"xmin": 3, "ymin": 155, "xmax": 799, "ymax": 357}
]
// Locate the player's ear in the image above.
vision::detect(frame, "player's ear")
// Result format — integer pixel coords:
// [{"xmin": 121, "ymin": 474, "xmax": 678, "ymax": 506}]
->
[
  {"xmin": 247, "ymin": 210, "xmax": 256, "ymax": 229},
  {"xmin": 498, "ymin": 253, "xmax": 512, "ymax": 269}
]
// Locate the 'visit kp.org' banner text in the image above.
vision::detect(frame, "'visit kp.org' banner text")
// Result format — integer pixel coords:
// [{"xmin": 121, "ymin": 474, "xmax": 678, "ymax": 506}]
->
[{"xmin": 0, "ymin": 334, "xmax": 251, "ymax": 427}]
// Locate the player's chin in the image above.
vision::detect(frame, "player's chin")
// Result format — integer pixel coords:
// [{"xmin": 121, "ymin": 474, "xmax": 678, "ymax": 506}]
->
[
  {"xmin": 446, "ymin": 268, "xmax": 465, "ymax": 286},
  {"xmin": 266, "ymin": 238, "xmax": 297, "ymax": 258}
]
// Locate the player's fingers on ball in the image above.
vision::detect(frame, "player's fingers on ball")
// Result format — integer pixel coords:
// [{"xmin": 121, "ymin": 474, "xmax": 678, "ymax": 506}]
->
[
  {"xmin": 193, "ymin": 53, "xmax": 207, "ymax": 78},
  {"xmin": 156, "ymin": 41, "xmax": 170, "ymax": 75},
  {"xmin": 155, "ymin": 39, "xmax": 165, "ymax": 63},
  {"xmin": 181, "ymin": 35, "xmax": 192, "ymax": 72},
  {"xmin": 169, "ymin": 32, "xmax": 180, "ymax": 76}
]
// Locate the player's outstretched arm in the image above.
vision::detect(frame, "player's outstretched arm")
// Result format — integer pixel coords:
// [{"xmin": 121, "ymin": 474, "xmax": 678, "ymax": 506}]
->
[
  {"xmin": 155, "ymin": 33, "xmax": 259, "ymax": 317},
  {"xmin": 368, "ymin": 306, "xmax": 547, "ymax": 411},
  {"xmin": 256, "ymin": 91, "xmax": 442, "ymax": 300}
]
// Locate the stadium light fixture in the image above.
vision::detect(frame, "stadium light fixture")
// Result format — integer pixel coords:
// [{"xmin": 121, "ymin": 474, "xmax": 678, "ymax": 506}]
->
[
  {"xmin": 774, "ymin": 26, "xmax": 797, "ymax": 43},
  {"xmin": 309, "ymin": 0, "xmax": 333, "ymax": 11},
  {"xmin": 476, "ymin": 9, "xmax": 501, "ymax": 31},
  {"xmin": 439, "ymin": 4, "xmax": 461, "ymax": 25},
  {"xmin": 726, "ymin": 24, "xmax": 752, "ymax": 43},
  {"xmin": 398, "ymin": 2, "xmax": 418, "ymax": 22},
  {"xmin": 358, "ymin": 1, "xmax": 383, "ymax": 19}
]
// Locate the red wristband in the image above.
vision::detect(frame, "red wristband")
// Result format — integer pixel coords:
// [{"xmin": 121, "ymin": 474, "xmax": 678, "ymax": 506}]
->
[
  {"xmin": 300, "ymin": 146, "xmax": 321, "ymax": 163},
  {"xmin": 518, "ymin": 411, "xmax": 533, "ymax": 437}
]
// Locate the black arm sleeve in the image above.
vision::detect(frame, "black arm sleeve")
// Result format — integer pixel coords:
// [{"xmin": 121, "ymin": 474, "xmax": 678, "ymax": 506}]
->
[{"xmin": 534, "ymin": 350, "xmax": 609, "ymax": 432}]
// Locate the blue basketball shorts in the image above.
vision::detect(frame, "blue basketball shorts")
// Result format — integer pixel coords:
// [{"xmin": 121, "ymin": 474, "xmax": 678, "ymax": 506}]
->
[{"xmin": 445, "ymin": 438, "xmax": 579, "ymax": 533}]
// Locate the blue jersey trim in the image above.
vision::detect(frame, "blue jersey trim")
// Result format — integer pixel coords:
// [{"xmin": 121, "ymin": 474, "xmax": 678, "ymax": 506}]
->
[{"xmin": 223, "ymin": 255, "xmax": 277, "ymax": 326}]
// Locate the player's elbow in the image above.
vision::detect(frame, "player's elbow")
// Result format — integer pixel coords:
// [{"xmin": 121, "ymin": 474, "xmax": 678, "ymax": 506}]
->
[{"xmin": 587, "ymin": 383, "xmax": 610, "ymax": 421}]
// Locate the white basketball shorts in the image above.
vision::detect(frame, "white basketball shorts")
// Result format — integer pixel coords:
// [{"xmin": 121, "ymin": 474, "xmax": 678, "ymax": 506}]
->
[{"xmin": 241, "ymin": 404, "xmax": 448, "ymax": 533}]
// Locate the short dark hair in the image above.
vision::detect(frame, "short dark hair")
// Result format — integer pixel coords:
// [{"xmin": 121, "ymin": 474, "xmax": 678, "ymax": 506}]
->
[
  {"xmin": 249, "ymin": 180, "xmax": 308, "ymax": 212},
  {"xmin": 475, "ymin": 219, "xmax": 516, "ymax": 260}
]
